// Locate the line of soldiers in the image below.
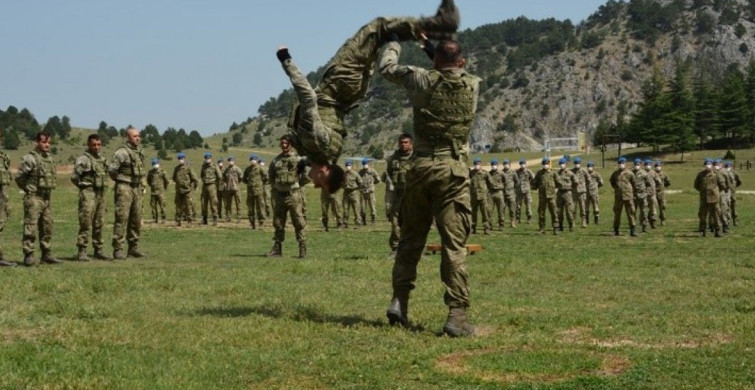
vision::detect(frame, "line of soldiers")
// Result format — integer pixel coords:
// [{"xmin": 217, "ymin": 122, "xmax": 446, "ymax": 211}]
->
[
  {"xmin": 321, "ymin": 157, "xmax": 382, "ymax": 230},
  {"xmin": 694, "ymin": 158, "xmax": 742, "ymax": 237},
  {"xmin": 609, "ymin": 157, "xmax": 671, "ymax": 236}
]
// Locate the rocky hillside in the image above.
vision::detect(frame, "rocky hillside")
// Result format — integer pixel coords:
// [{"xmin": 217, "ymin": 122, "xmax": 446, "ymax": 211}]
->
[{"xmin": 232, "ymin": 0, "xmax": 755, "ymax": 157}]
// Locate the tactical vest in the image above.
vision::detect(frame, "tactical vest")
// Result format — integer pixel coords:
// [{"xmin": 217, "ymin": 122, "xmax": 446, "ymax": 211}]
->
[
  {"xmin": 388, "ymin": 151, "xmax": 412, "ymax": 189},
  {"xmin": 77, "ymin": 152, "xmax": 107, "ymax": 189},
  {"xmin": 29, "ymin": 150, "xmax": 57, "ymax": 190},
  {"xmin": 413, "ymin": 71, "xmax": 476, "ymax": 158},
  {"xmin": 117, "ymin": 145, "xmax": 145, "ymax": 183},
  {"xmin": 272, "ymin": 155, "xmax": 298, "ymax": 189},
  {"xmin": 0, "ymin": 152, "xmax": 10, "ymax": 186}
]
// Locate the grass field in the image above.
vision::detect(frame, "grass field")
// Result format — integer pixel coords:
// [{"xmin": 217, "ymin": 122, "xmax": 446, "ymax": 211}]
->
[{"xmin": 0, "ymin": 147, "xmax": 753, "ymax": 389}]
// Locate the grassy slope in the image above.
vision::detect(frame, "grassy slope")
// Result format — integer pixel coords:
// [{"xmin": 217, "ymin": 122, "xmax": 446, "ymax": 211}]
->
[{"xmin": 0, "ymin": 146, "xmax": 752, "ymax": 389}]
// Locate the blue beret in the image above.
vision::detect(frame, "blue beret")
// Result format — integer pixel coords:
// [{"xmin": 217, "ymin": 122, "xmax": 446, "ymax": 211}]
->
[
  {"xmin": 519, "ymin": 158, "xmax": 527, "ymax": 164},
  {"xmin": 177, "ymin": 152, "xmax": 186, "ymax": 159},
  {"xmin": 654, "ymin": 160, "xmax": 662, "ymax": 167},
  {"xmin": 490, "ymin": 159, "xmax": 499, "ymax": 165},
  {"xmin": 204, "ymin": 152, "xmax": 212, "ymax": 158},
  {"xmin": 542, "ymin": 157, "xmax": 550, "ymax": 164},
  {"xmin": 227, "ymin": 156, "xmax": 235, "ymax": 161},
  {"xmin": 362, "ymin": 158, "xmax": 370, "ymax": 165},
  {"xmin": 715, "ymin": 158, "xmax": 723, "ymax": 164},
  {"xmin": 587, "ymin": 161, "xmax": 594, "ymax": 167},
  {"xmin": 724, "ymin": 161, "xmax": 732, "ymax": 167},
  {"xmin": 559, "ymin": 158, "xmax": 567, "ymax": 164},
  {"xmin": 217, "ymin": 157, "xmax": 224, "ymax": 163},
  {"xmin": 345, "ymin": 159, "xmax": 353, "ymax": 166},
  {"xmin": 704, "ymin": 158, "xmax": 712, "ymax": 165},
  {"xmin": 152, "ymin": 158, "xmax": 159, "ymax": 165},
  {"xmin": 644, "ymin": 159, "xmax": 653, "ymax": 165},
  {"xmin": 250, "ymin": 154, "xmax": 258, "ymax": 161},
  {"xmin": 574, "ymin": 157, "xmax": 582, "ymax": 164},
  {"xmin": 473, "ymin": 157, "xmax": 482, "ymax": 164},
  {"xmin": 633, "ymin": 158, "xmax": 642, "ymax": 164},
  {"xmin": 618, "ymin": 157, "xmax": 627, "ymax": 163},
  {"xmin": 259, "ymin": 158, "xmax": 265, "ymax": 163},
  {"xmin": 503, "ymin": 159, "xmax": 510, "ymax": 164}
]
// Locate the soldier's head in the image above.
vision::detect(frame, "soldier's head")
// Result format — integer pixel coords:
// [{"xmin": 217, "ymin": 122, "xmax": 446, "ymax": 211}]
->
[
  {"xmin": 558, "ymin": 158, "xmax": 567, "ymax": 170},
  {"xmin": 724, "ymin": 161, "xmax": 732, "ymax": 171},
  {"xmin": 633, "ymin": 158, "xmax": 642, "ymax": 168},
  {"xmin": 228, "ymin": 156, "xmax": 235, "ymax": 166},
  {"xmin": 542, "ymin": 157, "xmax": 551, "ymax": 170},
  {"xmin": 654, "ymin": 161, "xmax": 662, "ymax": 172},
  {"xmin": 177, "ymin": 152, "xmax": 186, "ymax": 164},
  {"xmin": 398, "ymin": 133, "xmax": 413, "ymax": 153},
  {"xmin": 345, "ymin": 159, "xmax": 353, "ymax": 170},
  {"xmin": 587, "ymin": 161, "xmax": 595, "ymax": 172},
  {"xmin": 36, "ymin": 131, "xmax": 52, "ymax": 153},
  {"xmin": 713, "ymin": 158, "xmax": 722, "ymax": 170},
  {"xmin": 574, "ymin": 157, "xmax": 582, "ymax": 168},
  {"xmin": 279, "ymin": 135, "xmax": 292, "ymax": 153},
  {"xmin": 309, "ymin": 161, "xmax": 345, "ymax": 194},
  {"xmin": 519, "ymin": 158, "xmax": 527, "ymax": 168},
  {"xmin": 434, "ymin": 40, "xmax": 465, "ymax": 70},
  {"xmin": 217, "ymin": 157, "xmax": 224, "ymax": 168},
  {"xmin": 490, "ymin": 159, "xmax": 499, "ymax": 170},
  {"xmin": 152, "ymin": 158, "xmax": 159, "ymax": 168},
  {"xmin": 125, "ymin": 126, "xmax": 141, "ymax": 147},
  {"xmin": 87, "ymin": 134, "xmax": 102, "ymax": 155},
  {"xmin": 503, "ymin": 159, "xmax": 511, "ymax": 170},
  {"xmin": 704, "ymin": 158, "xmax": 713, "ymax": 171},
  {"xmin": 644, "ymin": 159, "xmax": 653, "ymax": 170},
  {"xmin": 362, "ymin": 158, "xmax": 371, "ymax": 170},
  {"xmin": 473, "ymin": 157, "xmax": 482, "ymax": 170},
  {"xmin": 204, "ymin": 152, "xmax": 212, "ymax": 163},
  {"xmin": 259, "ymin": 158, "xmax": 265, "ymax": 167},
  {"xmin": 250, "ymin": 154, "xmax": 258, "ymax": 165},
  {"xmin": 618, "ymin": 157, "xmax": 627, "ymax": 169}
]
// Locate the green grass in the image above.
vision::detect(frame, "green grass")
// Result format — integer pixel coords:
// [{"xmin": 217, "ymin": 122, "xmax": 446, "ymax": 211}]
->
[{"xmin": 0, "ymin": 148, "xmax": 753, "ymax": 389}]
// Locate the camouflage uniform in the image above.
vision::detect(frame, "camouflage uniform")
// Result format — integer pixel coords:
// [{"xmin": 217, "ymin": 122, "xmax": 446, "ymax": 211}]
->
[
  {"xmin": 268, "ymin": 149, "xmax": 306, "ymax": 255},
  {"xmin": 610, "ymin": 164, "xmax": 636, "ymax": 235},
  {"xmin": 243, "ymin": 160, "xmax": 267, "ymax": 228},
  {"xmin": 385, "ymin": 148, "xmax": 413, "ymax": 250},
  {"xmin": 729, "ymin": 168, "xmax": 742, "ymax": 226},
  {"xmin": 200, "ymin": 160, "xmax": 222, "ymax": 223},
  {"xmin": 515, "ymin": 164, "xmax": 535, "ymax": 223},
  {"xmin": 0, "ymin": 149, "xmax": 11, "ymax": 262},
  {"xmin": 556, "ymin": 167, "xmax": 576, "ymax": 231},
  {"xmin": 488, "ymin": 166, "xmax": 506, "ymax": 229},
  {"xmin": 147, "ymin": 166, "xmax": 169, "ymax": 223},
  {"xmin": 261, "ymin": 163, "xmax": 272, "ymax": 217},
  {"xmin": 645, "ymin": 167, "xmax": 661, "ymax": 228},
  {"xmin": 173, "ymin": 163, "xmax": 198, "ymax": 224},
  {"xmin": 223, "ymin": 163, "xmax": 243, "ymax": 221},
  {"xmin": 342, "ymin": 167, "xmax": 363, "ymax": 227},
  {"xmin": 216, "ymin": 160, "xmax": 227, "ymax": 220},
  {"xmin": 358, "ymin": 165, "xmax": 380, "ymax": 224},
  {"xmin": 16, "ymin": 149, "xmax": 57, "ymax": 263},
  {"xmin": 380, "ymin": 38, "xmax": 479, "ymax": 335},
  {"xmin": 655, "ymin": 168, "xmax": 671, "ymax": 225},
  {"xmin": 694, "ymin": 167, "xmax": 726, "ymax": 236},
  {"xmin": 571, "ymin": 165, "xmax": 591, "ymax": 227},
  {"xmin": 73, "ymin": 150, "xmax": 108, "ymax": 256},
  {"xmin": 320, "ymin": 187, "xmax": 343, "ymax": 231},
  {"xmin": 586, "ymin": 168, "xmax": 604, "ymax": 224},
  {"xmin": 632, "ymin": 166, "xmax": 649, "ymax": 230},
  {"xmin": 534, "ymin": 166, "xmax": 562, "ymax": 234},
  {"xmin": 470, "ymin": 168, "xmax": 492, "ymax": 234},
  {"xmin": 500, "ymin": 166, "xmax": 519, "ymax": 228}
]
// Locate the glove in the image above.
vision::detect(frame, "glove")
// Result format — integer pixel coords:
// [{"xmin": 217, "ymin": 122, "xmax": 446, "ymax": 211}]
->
[
  {"xmin": 421, "ymin": 39, "xmax": 436, "ymax": 60},
  {"xmin": 276, "ymin": 48, "xmax": 291, "ymax": 63}
]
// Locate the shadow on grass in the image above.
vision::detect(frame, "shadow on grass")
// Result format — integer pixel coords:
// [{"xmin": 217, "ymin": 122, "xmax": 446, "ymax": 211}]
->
[{"xmin": 193, "ymin": 304, "xmax": 426, "ymax": 332}]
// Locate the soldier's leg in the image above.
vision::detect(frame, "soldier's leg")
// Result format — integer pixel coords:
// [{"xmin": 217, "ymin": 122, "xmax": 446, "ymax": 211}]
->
[
  {"xmin": 76, "ymin": 190, "xmax": 95, "ymax": 250},
  {"xmin": 256, "ymin": 195, "xmax": 266, "ymax": 224},
  {"xmin": 201, "ymin": 187, "xmax": 208, "ymax": 219},
  {"xmin": 291, "ymin": 191, "xmax": 307, "ymax": 243},
  {"xmin": 388, "ymin": 191, "xmax": 403, "ymax": 250},
  {"xmin": 127, "ymin": 188, "xmax": 142, "ymax": 249},
  {"xmin": 731, "ymin": 193, "xmax": 737, "ymax": 225},
  {"xmin": 39, "ymin": 199, "xmax": 53, "ymax": 256},
  {"xmin": 613, "ymin": 196, "xmax": 623, "ymax": 230},
  {"xmin": 174, "ymin": 192, "xmax": 183, "ymax": 223},
  {"xmin": 112, "ymin": 184, "xmax": 132, "ymax": 252},
  {"xmin": 556, "ymin": 195, "xmax": 565, "ymax": 229},
  {"xmin": 506, "ymin": 195, "xmax": 517, "ymax": 226},
  {"xmin": 435, "ymin": 169, "xmax": 471, "ymax": 312},
  {"xmin": 0, "ymin": 190, "xmax": 6, "ymax": 259},
  {"xmin": 547, "ymin": 198, "xmax": 558, "ymax": 231},
  {"xmin": 150, "ymin": 195, "xmax": 158, "ymax": 222},
  {"xmin": 22, "ymin": 196, "xmax": 42, "ymax": 259},
  {"xmin": 537, "ymin": 195, "xmax": 546, "ymax": 231},
  {"xmin": 626, "ymin": 200, "xmax": 636, "ymax": 229},
  {"xmin": 273, "ymin": 193, "xmax": 288, "ymax": 244},
  {"xmin": 92, "ymin": 192, "xmax": 106, "ymax": 252},
  {"xmin": 369, "ymin": 192, "xmax": 377, "ymax": 221},
  {"xmin": 248, "ymin": 192, "xmax": 256, "ymax": 225},
  {"xmin": 332, "ymin": 195, "xmax": 343, "ymax": 226},
  {"xmin": 565, "ymin": 195, "xmax": 575, "ymax": 229},
  {"xmin": 594, "ymin": 194, "xmax": 601, "ymax": 221}
]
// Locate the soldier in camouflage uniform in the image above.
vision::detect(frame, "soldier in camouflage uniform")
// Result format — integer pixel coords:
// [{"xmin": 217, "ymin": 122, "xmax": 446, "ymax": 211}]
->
[
  {"xmin": 585, "ymin": 161, "xmax": 603, "ymax": 225},
  {"xmin": 643, "ymin": 159, "xmax": 661, "ymax": 229},
  {"xmin": 515, "ymin": 158, "xmax": 535, "ymax": 224},
  {"xmin": 172, "ymin": 152, "xmax": 199, "ymax": 226},
  {"xmin": 358, "ymin": 158, "xmax": 380, "ymax": 225},
  {"xmin": 654, "ymin": 161, "xmax": 671, "ymax": 226},
  {"xmin": 275, "ymin": 1, "xmax": 459, "ymax": 193},
  {"xmin": 260, "ymin": 158, "xmax": 272, "ymax": 217},
  {"xmin": 243, "ymin": 154, "xmax": 267, "ymax": 229},
  {"xmin": 571, "ymin": 157, "xmax": 591, "ymax": 228},
  {"xmin": 470, "ymin": 157, "xmax": 492, "ymax": 235},
  {"xmin": 534, "ymin": 157, "xmax": 562, "ymax": 235},
  {"xmin": 266, "ymin": 136, "xmax": 307, "ymax": 258},
  {"xmin": 556, "ymin": 158, "xmax": 576, "ymax": 232},
  {"xmin": 0, "ymin": 130, "xmax": 15, "ymax": 266},
  {"xmin": 487, "ymin": 159, "xmax": 505, "ymax": 230},
  {"xmin": 109, "ymin": 127, "xmax": 146, "ymax": 259},
  {"xmin": 320, "ymin": 187, "xmax": 343, "ymax": 232},
  {"xmin": 500, "ymin": 159, "xmax": 519, "ymax": 228},
  {"xmin": 147, "ymin": 158, "xmax": 169, "ymax": 224},
  {"xmin": 710, "ymin": 159, "xmax": 731, "ymax": 233},
  {"xmin": 380, "ymin": 37, "xmax": 479, "ymax": 337},
  {"xmin": 630, "ymin": 158, "xmax": 649, "ymax": 232},
  {"xmin": 216, "ymin": 158, "xmax": 227, "ymax": 220},
  {"xmin": 200, "ymin": 152, "xmax": 222, "ymax": 226},
  {"xmin": 694, "ymin": 159, "xmax": 726, "ymax": 237},
  {"xmin": 73, "ymin": 134, "xmax": 111, "ymax": 261},
  {"xmin": 726, "ymin": 161, "xmax": 742, "ymax": 226},
  {"xmin": 342, "ymin": 160, "xmax": 363, "ymax": 227},
  {"xmin": 15, "ymin": 132, "xmax": 61, "ymax": 266},
  {"xmin": 223, "ymin": 156, "xmax": 243, "ymax": 222},
  {"xmin": 610, "ymin": 157, "xmax": 637, "ymax": 237},
  {"xmin": 384, "ymin": 133, "xmax": 413, "ymax": 254}
]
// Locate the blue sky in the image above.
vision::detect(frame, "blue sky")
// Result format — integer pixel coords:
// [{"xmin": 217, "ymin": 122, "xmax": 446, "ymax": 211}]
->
[{"xmin": 0, "ymin": 0, "xmax": 608, "ymax": 135}]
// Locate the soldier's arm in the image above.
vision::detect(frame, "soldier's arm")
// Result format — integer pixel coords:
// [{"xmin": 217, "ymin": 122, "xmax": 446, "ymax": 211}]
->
[
  {"xmin": 693, "ymin": 174, "xmax": 701, "ymax": 191},
  {"xmin": 14, "ymin": 155, "xmax": 36, "ymax": 189},
  {"xmin": 107, "ymin": 150, "xmax": 125, "ymax": 181},
  {"xmin": 597, "ymin": 173, "xmax": 604, "ymax": 187},
  {"xmin": 378, "ymin": 41, "xmax": 431, "ymax": 93},
  {"xmin": 734, "ymin": 172, "xmax": 741, "ymax": 187},
  {"xmin": 162, "ymin": 172, "xmax": 170, "ymax": 189},
  {"xmin": 373, "ymin": 171, "xmax": 380, "ymax": 184}
]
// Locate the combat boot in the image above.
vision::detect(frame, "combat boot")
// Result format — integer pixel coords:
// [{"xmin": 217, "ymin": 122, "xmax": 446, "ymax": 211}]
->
[
  {"xmin": 113, "ymin": 249, "xmax": 126, "ymax": 260},
  {"xmin": 41, "ymin": 252, "xmax": 62, "ymax": 265},
  {"xmin": 733, "ymin": 217, "xmax": 738, "ymax": 226},
  {"xmin": 23, "ymin": 253, "xmax": 37, "ymax": 267},
  {"xmin": 569, "ymin": 222, "xmax": 574, "ymax": 232},
  {"xmin": 442, "ymin": 306, "xmax": 475, "ymax": 338},
  {"xmin": 715, "ymin": 229, "xmax": 722, "ymax": 238},
  {"xmin": 93, "ymin": 248, "xmax": 112, "ymax": 261},
  {"xmin": 212, "ymin": 217, "xmax": 218, "ymax": 226},
  {"xmin": 371, "ymin": 216, "xmax": 376, "ymax": 225},
  {"xmin": 471, "ymin": 225, "xmax": 477, "ymax": 235},
  {"xmin": 510, "ymin": 221, "xmax": 516, "ymax": 229},
  {"xmin": 267, "ymin": 242, "xmax": 282, "ymax": 258},
  {"xmin": 298, "ymin": 241, "xmax": 307, "ymax": 259},
  {"xmin": 581, "ymin": 218, "xmax": 587, "ymax": 228},
  {"xmin": 128, "ymin": 247, "xmax": 146, "ymax": 258},
  {"xmin": 386, "ymin": 291, "xmax": 409, "ymax": 327},
  {"xmin": 641, "ymin": 225, "xmax": 647, "ymax": 233},
  {"xmin": 630, "ymin": 227, "xmax": 637, "ymax": 237},
  {"xmin": 614, "ymin": 226, "xmax": 620, "ymax": 236},
  {"xmin": 553, "ymin": 227, "xmax": 558, "ymax": 236},
  {"xmin": 420, "ymin": 0, "xmax": 460, "ymax": 39},
  {"xmin": 723, "ymin": 224, "xmax": 729, "ymax": 233},
  {"xmin": 650, "ymin": 220, "xmax": 656, "ymax": 229},
  {"xmin": 202, "ymin": 216, "xmax": 208, "ymax": 225},
  {"xmin": 527, "ymin": 216, "xmax": 532, "ymax": 224},
  {"xmin": 585, "ymin": 212, "xmax": 590, "ymax": 225},
  {"xmin": 322, "ymin": 219, "xmax": 329, "ymax": 232},
  {"xmin": 595, "ymin": 215, "xmax": 599, "ymax": 225},
  {"xmin": 77, "ymin": 247, "xmax": 90, "ymax": 262},
  {"xmin": 360, "ymin": 212, "xmax": 366, "ymax": 226},
  {"xmin": 660, "ymin": 218, "xmax": 666, "ymax": 226}
]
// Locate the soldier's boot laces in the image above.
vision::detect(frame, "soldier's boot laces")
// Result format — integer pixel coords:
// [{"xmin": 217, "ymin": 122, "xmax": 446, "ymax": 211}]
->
[
  {"xmin": 298, "ymin": 241, "xmax": 307, "ymax": 259},
  {"xmin": 267, "ymin": 242, "xmax": 282, "ymax": 258},
  {"xmin": 442, "ymin": 307, "xmax": 475, "ymax": 338},
  {"xmin": 77, "ymin": 247, "xmax": 90, "ymax": 262},
  {"xmin": 93, "ymin": 248, "xmax": 112, "ymax": 261},
  {"xmin": 113, "ymin": 249, "xmax": 127, "ymax": 260},
  {"xmin": 128, "ymin": 247, "xmax": 146, "ymax": 258},
  {"xmin": 41, "ymin": 252, "xmax": 62, "ymax": 265},
  {"xmin": 386, "ymin": 294, "xmax": 409, "ymax": 327}
]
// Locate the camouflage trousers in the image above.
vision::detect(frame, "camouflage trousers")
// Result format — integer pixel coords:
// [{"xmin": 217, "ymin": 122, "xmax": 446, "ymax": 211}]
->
[
  {"xmin": 488, "ymin": 191, "xmax": 505, "ymax": 226},
  {"xmin": 516, "ymin": 191, "xmax": 533, "ymax": 221},
  {"xmin": 719, "ymin": 191, "xmax": 731, "ymax": 226},
  {"xmin": 471, "ymin": 194, "xmax": 490, "ymax": 231},
  {"xmin": 657, "ymin": 193, "xmax": 667, "ymax": 222},
  {"xmin": 699, "ymin": 199, "xmax": 722, "ymax": 231},
  {"xmin": 557, "ymin": 190, "xmax": 575, "ymax": 228},
  {"xmin": 392, "ymin": 157, "xmax": 471, "ymax": 309},
  {"xmin": 263, "ymin": 186, "xmax": 272, "ymax": 216},
  {"xmin": 343, "ymin": 189, "xmax": 361, "ymax": 226},
  {"xmin": 360, "ymin": 191, "xmax": 377, "ymax": 221},
  {"xmin": 217, "ymin": 189, "xmax": 227, "ymax": 219},
  {"xmin": 0, "ymin": 187, "xmax": 8, "ymax": 257},
  {"xmin": 387, "ymin": 188, "xmax": 404, "ymax": 250},
  {"xmin": 150, "ymin": 193, "xmax": 167, "ymax": 222},
  {"xmin": 112, "ymin": 183, "xmax": 142, "ymax": 251},
  {"xmin": 634, "ymin": 196, "xmax": 648, "ymax": 227},
  {"xmin": 587, "ymin": 192, "xmax": 600, "ymax": 219},
  {"xmin": 77, "ymin": 188, "xmax": 106, "ymax": 250},
  {"xmin": 175, "ymin": 191, "xmax": 195, "ymax": 222},
  {"xmin": 646, "ymin": 194, "xmax": 659, "ymax": 225},
  {"xmin": 573, "ymin": 191, "xmax": 588, "ymax": 223},
  {"xmin": 247, "ymin": 189, "xmax": 266, "ymax": 224},
  {"xmin": 225, "ymin": 190, "xmax": 241, "ymax": 220},
  {"xmin": 537, "ymin": 194, "xmax": 557, "ymax": 231},
  {"xmin": 320, "ymin": 189, "xmax": 343, "ymax": 228},
  {"xmin": 23, "ymin": 193, "xmax": 53, "ymax": 255},
  {"xmin": 613, "ymin": 195, "xmax": 636, "ymax": 229},
  {"xmin": 731, "ymin": 191, "xmax": 738, "ymax": 222},
  {"xmin": 201, "ymin": 183, "xmax": 219, "ymax": 219},
  {"xmin": 272, "ymin": 189, "xmax": 306, "ymax": 244}
]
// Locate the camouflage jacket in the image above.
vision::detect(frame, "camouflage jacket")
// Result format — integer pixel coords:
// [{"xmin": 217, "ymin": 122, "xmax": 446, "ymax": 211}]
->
[
  {"xmin": 172, "ymin": 164, "xmax": 198, "ymax": 194},
  {"xmin": 571, "ymin": 167, "xmax": 591, "ymax": 194},
  {"xmin": 515, "ymin": 167, "xmax": 535, "ymax": 194},
  {"xmin": 533, "ymin": 168, "xmax": 562, "ymax": 199},
  {"xmin": 610, "ymin": 168, "xmax": 636, "ymax": 201},
  {"xmin": 358, "ymin": 168, "xmax": 380, "ymax": 194},
  {"xmin": 147, "ymin": 167, "xmax": 169, "ymax": 195},
  {"xmin": 587, "ymin": 170, "xmax": 603, "ymax": 195},
  {"xmin": 694, "ymin": 169, "xmax": 726, "ymax": 204}
]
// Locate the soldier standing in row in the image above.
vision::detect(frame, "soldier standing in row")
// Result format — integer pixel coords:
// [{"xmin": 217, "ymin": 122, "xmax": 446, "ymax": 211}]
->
[
  {"xmin": 108, "ymin": 127, "xmax": 146, "ymax": 259},
  {"xmin": 216, "ymin": 157, "xmax": 227, "ymax": 221},
  {"xmin": 515, "ymin": 158, "xmax": 535, "ymax": 224},
  {"xmin": 223, "ymin": 156, "xmax": 243, "ymax": 222},
  {"xmin": 358, "ymin": 158, "xmax": 380, "ymax": 225},
  {"xmin": 320, "ymin": 186, "xmax": 343, "ymax": 232},
  {"xmin": 713, "ymin": 159, "xmax": 732, "ymax": 233},
  {"xmin": 610, "ymin": 157, "xmax": 637, "ymax": 237},
  {"xmin": 632, "ymin": 158, "xmax": 649, "ymax": 233},
  {"xmin": 725, "ymin": 161, "xmax": 742, "ymax": 226},
  {"xmin": 654, "ymin": 161, "xmax": 671, "ymax": 226},
  {"xmin": 200, "ymin": 152, "xmax": 222, "ymax": 226},
  {"xmin": 487, "ymin": 159, "xmax": 505, "ymax": 230},
  {"xmin": 0, "ymin": 130, "xmax": 15, "ymax": 266},
  {"xmin": 384, "ymin": 133, "xmax": 413, "ymax": 255},
  {"xmin": 15, "ymin": 132, "xmax": 61, "ymax": 266},
  {"xmin": 556, "ymin": 158, "xmax": 576, "ymax": 232},
  {"xmin": 147, "ymin": 158, "xmax": 169, "ymax": 224},
  {"xmin": 470, "ymin": 157, "xmax": 491, "ymax": 235},
  {"xmin": 267, "ymin": 136, "xmax": 307, "ymax": 258},
  {"xmin": 571, "ymin": 157, "xmax": 591, "ymax": 228},
  {"xmin": 534, "ymin": 157, "xmax": 561, "ymax": 235},
  {"xmin": 243, "ymin": 154, "xmax": 267, "ymax": 229},
  {"xmin": 173, "ymin": 152, "xmax": 198, "ymax": 226},
  {"xmin": 694, "ymin": 158, "xmax": 726, "ymax": 237},
  {"xmin": 500, "ymin": 159, "xmax": 519, "ymax": 229},
  {"xmin": 73, "ymin": 134, "xmax": 111, "ymax": 261},
  {"xmin": 342, "ymin": 159, "xmax": 362, "ymax": 228},
  {"xmin": 585, "ymin": 161, "xmax": 603, "ymax": 225},
  {"xmin": 644, "ymin": 159, "xmax": 660, "ymax": 229}
]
